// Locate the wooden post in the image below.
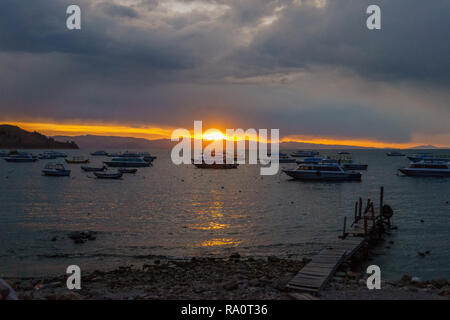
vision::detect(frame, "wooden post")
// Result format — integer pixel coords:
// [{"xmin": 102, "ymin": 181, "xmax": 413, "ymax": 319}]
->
[
  {"xmin": 343, "ymin": 216, "xmax": 347, "ymax": 239},
  {"xmin": 358, "ymin": 197, "xmax": 362, "ymax": 218},
  {"xmin": 379, "ymin": 186, "xmax": 384, "ymax": 217},
  {"xmin": 354, "ymin": 202, "xmax": 358, "ymax": 222},
  {"xmin": 364, "ymin": 216, "xmax": 368, "ymax": 235},
  {"xmin": 365, "ymin": 198, "xmax": 371, "ymax": 213}
]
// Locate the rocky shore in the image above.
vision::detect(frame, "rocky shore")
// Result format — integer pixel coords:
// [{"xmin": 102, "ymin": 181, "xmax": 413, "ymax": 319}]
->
[{"xmin": 3, "ymin": 255, "xmax": 449, "ymax": 300}]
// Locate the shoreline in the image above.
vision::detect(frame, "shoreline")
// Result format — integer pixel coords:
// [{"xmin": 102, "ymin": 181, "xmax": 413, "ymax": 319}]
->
[{"xmin": 3, "ymin": 255, "xmax": 449, "ymax": 300}]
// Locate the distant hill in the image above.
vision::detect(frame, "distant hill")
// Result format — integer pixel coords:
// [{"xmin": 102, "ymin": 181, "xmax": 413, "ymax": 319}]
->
[
  {"xmin": 52, "ymin": 135, "xmax": 171, "ymax": 150},
  {"xmin": 53, "ymin": 134, "xmax": 374, "ymax": 150},
  {"xmin": 279, "ymin": 141, "xmax": 373, "ymax": 150},
  {"xmin": 409, "ymin": 145, "xmax": 439, "ymax": 149},
  {"xmin": 0, "ymin": 125, "xmax": 78, "ymax": 149}
]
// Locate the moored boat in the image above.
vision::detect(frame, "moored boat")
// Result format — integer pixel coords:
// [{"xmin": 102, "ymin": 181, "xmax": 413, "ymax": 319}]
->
[
  {"xmin": 38, "ymin": 151, "xmax": 67, "ymax": 159},
  {"xmin": 274, "ymin": 152, "xmax": 296, "ymax": 163},
  {"xmin": 81, "ymin": 165, "xmax": 106, "ymax": 172},
  {"xmin": 339, "ymin": 158, "xmax": 368, "ymax": 170},
  {"xmin": 94, "ymin": 172, "xmax": 123, "ymax": 179},
  {"xmin": 65, "ymin": 156, "xmax": 90, "ymax": 164},
  {"xmin": 4, "ymin": 153, "xmax": 38, "ymax": 162},
  {"xmin": 104, "ymin": 157, "xmax": 151, "ymax": 167},
  {"xmin": 38, "ymin": 153, "xmax": 56, "ymax": 160},
  {"xmin": 192, "ymin": 156, "xmax": 238, "ymax": 169},
  {"xmin": 118, "ymin": 168, "xmax": 138, "ymax": 174},
  {"xmin": 42, "ymin": 162, "xmax": 71, "ymax": 176},
  {"xmin": 39, "ymin": 150, "xmax": 68, "ymax": 159},
  {"xmin": 111, "ymin": 151, "xmax": 156, "ymax": 162},
  {"xmin": 283, "ymin": 163, "xmax": 362, "ymax": 181},
  {"xmin": 407, "ymin": 153, "xmax": 450, "ymax": 163},
  {"xmin": 290, "ymin": 150, "xmax": 319, "ymax": 158},
  {"xmin": 399, "ymin": 160, "xmax": 450, "ymax": 177},
  {"xmin": 193, "ymin": 162, "xmax": 239, "ymax": 169},
  {"xmin": 137, "ymin": 152, "xmax": 157, "ymax": 162},
  {"xmin": 296, "ymin": 157, "xmax": 323, "ymax": 164},
  {"xmin": 90, "ymin": 150, "xmax": 108, "ymax": 156},
  {"xmin": 387, "ymin": 151, "xmax": 405, "ymax": 157}
]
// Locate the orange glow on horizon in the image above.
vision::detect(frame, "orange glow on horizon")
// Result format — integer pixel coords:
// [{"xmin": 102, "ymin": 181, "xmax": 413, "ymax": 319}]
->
[
  {"xmin": 1, "ymin": 120, "xmax": 441, "ymax": 149},
  {"xmin": 3, "ymin": 121, "xmax": 174, "ymax": 141},
  {"xmin": 280, "ymin": 136, "xmax": 418, "ymax": 149}
]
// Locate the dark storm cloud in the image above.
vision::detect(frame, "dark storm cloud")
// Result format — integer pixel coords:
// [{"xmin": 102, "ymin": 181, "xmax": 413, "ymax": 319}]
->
[
  {"xmin": 97, "ymin": 3, "xmax": 140, "ymax": 18},
  {"xmin": 231, "ymin": 0, "xmax": 450, "ymax": 84},
  {"xmin": 0, "ymin": 0, "xmax": 449, "ymax": 145},
  {"xmin": 0, "ymin": 0, "xmax": 197, "ymax": 69}
]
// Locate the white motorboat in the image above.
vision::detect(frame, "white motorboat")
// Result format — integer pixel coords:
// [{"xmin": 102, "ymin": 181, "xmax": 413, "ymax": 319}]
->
[
  {"xmin": 283, "ymin": 163, "xmax": 362, "ymax": 181},
  {"xmin": 290, "ymin": 150, "xmax": 319, "ymax": 157},
  {"xmin": 407, "ymin": 153, "xmax": 450, "ymax": 163},
  {"xmin": 399, "ymin": 160, "xmax": 450, "ymax": 177},
  {"xmin": 296, "ymin": 157, "xmax": 323, "ymax": 164},
  {"xmin": 272, "ymin": 152, "xmax": 296, "ymax": 163},
  {"xmin": 39, "ymin": 151, "xmax": 67, "ymax": 159},
  {"xmin": 191, "ymin": 155, "xmax": 238, "ymax": 169},
  {"xmin": 104, "ymin": 157, "xmax": 151, "ymax": 167},
  {"xmin": 42, "ymin": 163, "xmax": 71, "ymax": 176},
  {"xmin": 4, "ymin": 153, "xmax": 38, "ymax": 162},
  {"xmin": 387, "ymin": 151, "xmax": 405, "ymax": 157},
  {"xmin": 90, "ymin": 150, "xmax": 108, "ymax": 156},
  {"xmin": 111, "ymin": 151, "xmax": 156, "ymax": 162}
]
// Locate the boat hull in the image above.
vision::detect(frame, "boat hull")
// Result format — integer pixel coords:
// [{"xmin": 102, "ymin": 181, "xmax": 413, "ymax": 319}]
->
[
  {"xmin": 104, "ymin": 161, "xmax": 150, "ymax": 167},
  {"xmin": 399, "ymin": 168, "xmax": 450, "ymax": 177},
  {"xmin": 94, "ymin": 172, "xmax": 123, "ymax": 179},
  {"xmin": 81, "ymin": 166, "xmax": 106, "ymax": 172},
  {"xmin": 65, "ymin": 159, "xmax": 90, "ymax": 164},
  {"xmin": 343, "ymin": 164, "xmax": 368, "ymax": 170},
  {"xmin": 42, "ymin": 170, "xmax": 71, "ymax": 176},
  {"xmin": 90, "ymin": 152, "xmax": 108, "ymax": 156},
  {"xmin": 118, "ymin": 168, "xmax": 138, "ymax": 174},
  {"xmin": 387, "ymin": 153, "xmax": 405, "ymax": 157},
  {"xmin": 290, "ymin": 153, "xmax": 319, "ymax": 158},
  {"xmin": 283, "ymin": 170, "xmax": 361, "ymax": 181},
  {"xmin": 4, "ymin": 158, "xmax": 38, "ymax": 162},
  {"xmin": 193, "ymin": 163, "xmax": 238, "ymax": 169},
  {"xmin": 408, "ymin": 156, "xmax": 450, "ymax": 163}
]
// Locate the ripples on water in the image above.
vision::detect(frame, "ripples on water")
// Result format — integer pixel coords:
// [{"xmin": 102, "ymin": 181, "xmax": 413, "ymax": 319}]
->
[{"xmin": 0, "ymin": 149, "xmax": 449, "ymax": 280}]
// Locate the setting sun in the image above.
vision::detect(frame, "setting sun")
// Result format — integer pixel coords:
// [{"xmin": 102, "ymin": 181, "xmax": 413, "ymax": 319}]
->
[{"xmin": 202, "ymin": 131, "xmax": 227, "ymax": 141}]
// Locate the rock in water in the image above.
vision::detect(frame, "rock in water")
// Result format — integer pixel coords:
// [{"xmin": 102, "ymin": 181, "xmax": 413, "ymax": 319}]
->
[
  {"xmin": 268, "ymin": 256, "xmax": 280, "ymax": 263},
  {"xmin": 229, "ymin": 252, "xmax": 241, "ymax": 259},
  {"xmin": 223, "ymin": 281, "xmax": 239, "ymax": 291}
]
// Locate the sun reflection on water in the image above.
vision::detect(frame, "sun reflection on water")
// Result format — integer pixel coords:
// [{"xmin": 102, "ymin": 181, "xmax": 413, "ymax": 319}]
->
[{"xmin": 199, "ymin": 238, "xmax": 241, "ymax": 247}]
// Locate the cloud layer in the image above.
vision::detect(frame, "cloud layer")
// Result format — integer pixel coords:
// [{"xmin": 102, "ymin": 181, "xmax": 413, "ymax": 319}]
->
[{"xmin": 0, "ymin": 0, "xmax": 449, "ymax": 145}]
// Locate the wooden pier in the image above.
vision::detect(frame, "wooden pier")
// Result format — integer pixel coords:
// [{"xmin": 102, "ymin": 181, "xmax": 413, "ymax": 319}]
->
[{"xmin": 287, "ymin": 187, "xmax": 394, "ymax": 294}]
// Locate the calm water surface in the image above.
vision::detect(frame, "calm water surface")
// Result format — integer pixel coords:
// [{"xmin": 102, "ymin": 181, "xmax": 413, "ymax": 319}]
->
[{"xmin": 0, "ymin": 149, "xmax": 449, "ymax": 280}]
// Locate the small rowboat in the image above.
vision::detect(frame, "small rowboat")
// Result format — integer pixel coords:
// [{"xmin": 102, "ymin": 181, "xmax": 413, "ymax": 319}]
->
[
  {"xmin": 118, "ymin": 168, "xmax": 137, "ymax": 174},
  {"xmin": 66, "ymin": 156, "xmax": 90, "ymax": 164},
  {"xmin": 81, "ymin": 165, "xmax": 106, "ymax": 172},
  {"xmin": 94, "ymin": 172, "xmax": 123, "ymax": 179}
]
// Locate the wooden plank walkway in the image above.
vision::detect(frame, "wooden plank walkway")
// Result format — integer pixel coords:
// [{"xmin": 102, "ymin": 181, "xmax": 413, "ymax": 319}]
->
[{"xmin": 287, "ymin": 237, "xmax": 365, "ymax": 294}]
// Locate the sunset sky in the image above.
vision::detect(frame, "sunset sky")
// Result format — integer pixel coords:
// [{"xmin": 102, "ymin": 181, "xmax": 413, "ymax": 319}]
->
[{"xmin": 1, "ymin": 0, "xmax": 449, "ymax": 148}]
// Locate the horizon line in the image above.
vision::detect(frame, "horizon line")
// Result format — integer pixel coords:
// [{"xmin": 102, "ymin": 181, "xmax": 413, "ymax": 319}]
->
[{"xmin": 1, "ymin": 121, "xmax": 449, "ymax": 149}]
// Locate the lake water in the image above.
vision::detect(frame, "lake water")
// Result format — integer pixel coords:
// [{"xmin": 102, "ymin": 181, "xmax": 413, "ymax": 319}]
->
[{"xmin": 0, "ymin": 149, "xmax": 449, "ymax": 280}]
